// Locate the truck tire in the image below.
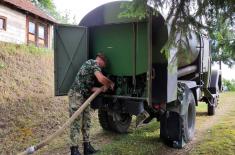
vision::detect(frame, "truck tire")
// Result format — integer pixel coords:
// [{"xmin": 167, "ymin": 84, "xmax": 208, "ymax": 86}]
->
[
  {"xmin": 108, "ymin": 112, "xmax": 132, "ymax": 133},
  {"xmin": 98, "ymin": 109, "xmax": 112, "ymax": 131},
  {"xmin": 208, "ymin": 98, "xmax": 216, "ymax": 116},
  {"xmin": 182, "ymin": 90, "xmax": 196, "ymax": 143},
  {"xmin": 160, "ymin": 88, "xmax": 196, "ymax": 148},
  {"xmin": 98, "ymin": 109, "xmax": 132, "ymax": 133}
]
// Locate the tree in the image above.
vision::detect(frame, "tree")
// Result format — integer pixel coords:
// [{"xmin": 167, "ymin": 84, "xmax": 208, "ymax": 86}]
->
[
  {"xmin": 30, "ymin": 0, "xmax": 73, "ymax": 24},
  {"xmin": 57, "ymin": 10, "xmax": 79, "ymax": 24},
  {"xmin": 211, "ymin": 17, "xmax": 235, "ymax": 67},
  {"xmin": 223, "ymin": 79, "xmax": 235, "ymax": 91},
  {"xmin": 30, "ymin": 0, "xmax": 55, "ymax": 11},
  {"xmin": 30, "ymin": 0, "xmax": 56, "ymax": 13},
  {"xmin": 30, "ymin": 0, "xmax": 57, "ymax": 19},
  {"xmin": 120, "ymin": 0, "xmax": 235, "ymax": 66}
]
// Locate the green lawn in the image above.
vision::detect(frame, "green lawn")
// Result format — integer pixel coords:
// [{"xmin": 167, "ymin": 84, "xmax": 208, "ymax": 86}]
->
[
  {"xmin": 97, "ymin": 122, "xmax": 164, "ymax": 155},
  {"xmin": 191, "ymin": 92, "xmax": 235, "ymax": 155}
]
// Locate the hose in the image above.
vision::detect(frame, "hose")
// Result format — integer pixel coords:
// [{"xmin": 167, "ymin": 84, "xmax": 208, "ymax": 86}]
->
[{"xmin": 17, "ymin": 87, "xmax": 103, "ymax": 155}]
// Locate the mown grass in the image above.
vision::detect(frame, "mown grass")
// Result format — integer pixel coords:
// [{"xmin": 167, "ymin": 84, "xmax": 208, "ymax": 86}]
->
[
  {"xmin": 196, "ymin": 102, "xmax": 207, "ymax": 112},
  {"xmin": 97, "ymin": 122, "xmax": 163, "ymax": 155},
  {"xmin": 0, "ymin": 42, "xmax": 68, "ymax": 155},
  {"xmin": 191, "ymin": 92, "xmax": 235, "ymax": 155},
  {"xmin": 191, "ymin": 121, "xmax": 235, "ymax": 155}
]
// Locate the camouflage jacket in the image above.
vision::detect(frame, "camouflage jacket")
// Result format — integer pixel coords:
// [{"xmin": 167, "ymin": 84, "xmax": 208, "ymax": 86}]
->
[{"xmin": 70, "ymin": 59, "xmax": 101, "ymax": 98}]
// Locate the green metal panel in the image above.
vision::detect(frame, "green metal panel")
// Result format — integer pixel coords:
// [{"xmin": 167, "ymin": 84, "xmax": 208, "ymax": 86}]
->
[
  {"xmin": 54, "ymin": 24, "xmax": 88, "ymax": 96},
  {"xmin": 89, "ymin": 22, "xmax": 148, "ymax": 76},
  {"xmin": 136, "ymin": 22, "xmax": 148, "ymax": 75},
  {"xmin": 90, "ymin": 24, "xmax": 133, "ymax": 76}
]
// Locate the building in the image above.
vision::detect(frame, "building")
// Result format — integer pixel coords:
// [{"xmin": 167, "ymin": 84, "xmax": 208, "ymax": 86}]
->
[{"xmin": 0, "ymin": 0, "xmax": 56, "ymax": 48}]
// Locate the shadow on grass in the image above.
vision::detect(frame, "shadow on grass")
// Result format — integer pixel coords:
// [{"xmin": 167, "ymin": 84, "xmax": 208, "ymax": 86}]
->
[{"xmin": 196, "ymin": 111, "xmax": 208, "ymax": 117}]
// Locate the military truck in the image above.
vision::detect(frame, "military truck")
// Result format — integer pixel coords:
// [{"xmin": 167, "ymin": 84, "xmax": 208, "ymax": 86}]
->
[{"xmin": 54, "ymin": 1, "xmax": 221, "ymax": 148}]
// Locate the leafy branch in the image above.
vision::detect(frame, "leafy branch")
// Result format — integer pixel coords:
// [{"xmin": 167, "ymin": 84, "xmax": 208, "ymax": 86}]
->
[{"xmin": 120, "ymin": 0, "xmax": 235, "ymax": 66}]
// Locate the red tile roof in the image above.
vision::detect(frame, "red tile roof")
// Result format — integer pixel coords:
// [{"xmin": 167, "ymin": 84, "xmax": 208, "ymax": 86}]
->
[{"xmin": 1, "ymin": 0, "xmax": 56, "ymax": 23}]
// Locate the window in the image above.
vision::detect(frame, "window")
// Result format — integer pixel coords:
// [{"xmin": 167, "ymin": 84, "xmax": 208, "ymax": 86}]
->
[
  {"xmin": 29, "ymin": 21, "xmax": 35, "ymax": 34},
  {"xmin": 0, "ymin": 16, "xmax": 7, "ymax": 30},
  {"xmin": 38, "ymin": 25, "xmax": 45, "ymax": 39},
  {"xmin": 38, "ymin": 24, "xmax": 46, "ymax": 47},
  {"xmin": 27, "ymin": 17, "xmax": 48, "ymax": 47},
  {"xmin": 28, "ymin": 20, "xmax": 36, "ymax": 43}
]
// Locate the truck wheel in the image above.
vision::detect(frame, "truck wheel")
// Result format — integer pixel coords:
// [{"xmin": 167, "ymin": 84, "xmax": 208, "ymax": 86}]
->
[
  {"xmin": 98, "ymin": 109, "xmax": 132, "ymax": 133},
  {"xmin": 108, "ymin": 112, "xmax": 132, "ymax": 133},
  {"xmin": 182, "ymin": 90, "xmax": 196, "ymax": 143},
  {"xmin": 208, "ymin": 98, "xmax": 216, "ymax": 116},
  {"xmin": 98, "ymin": 109, "xmax": 112, "ymax": 131},
  {"xmin": 160, "ymin": 88, "xmax": 196, "ymax": 148}
]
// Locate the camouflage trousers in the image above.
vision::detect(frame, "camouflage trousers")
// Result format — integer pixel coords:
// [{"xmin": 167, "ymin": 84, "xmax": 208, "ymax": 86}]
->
[{"xmin": 68, "ymin": 89, "xmax": 91, "ymax": 146}]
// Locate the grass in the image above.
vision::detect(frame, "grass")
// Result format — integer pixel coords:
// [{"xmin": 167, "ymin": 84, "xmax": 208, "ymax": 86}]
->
[
  {"xmin": 0, "ymin": 61, "xmax": 5, "ymax": 69},
  {"xmin": 190, "ymin": 92, "xmax": 235, "ymax": 155},
  {"xmin": 0, "ymin": 42, "xmax": 52, "ymax": 55},
  {"xmin": 196, "ymin": 102, "xmax": 207, "ymax": 112},
  {"xmin": 191, "ymin": 121, "xmax": 235, "ymax": 155},
  {"xmin": 0, "ymin": 42, "xmax": 68, "ymax": 154},
  {"xmin": 97, "ymin": 122, "xmax": 163, "ymax": 155}
]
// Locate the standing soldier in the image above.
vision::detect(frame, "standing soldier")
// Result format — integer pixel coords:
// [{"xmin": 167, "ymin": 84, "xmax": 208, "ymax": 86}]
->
[{"xmin": 69, "ymin": 53, "xmax": 114, "ymax": 155}]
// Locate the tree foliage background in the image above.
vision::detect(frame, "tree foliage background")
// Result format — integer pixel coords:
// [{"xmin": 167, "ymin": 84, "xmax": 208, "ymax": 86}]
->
[
  {"xmin": 223, "ymin": 79, "xmax": 235, "ymax": 91},
  {"xmin": 30, "ymin": 0, "xmax": 77, "ymax": 24},
  {"xmin": 120, "ymin": 0, "xmax": 235, "ymax": 66}
]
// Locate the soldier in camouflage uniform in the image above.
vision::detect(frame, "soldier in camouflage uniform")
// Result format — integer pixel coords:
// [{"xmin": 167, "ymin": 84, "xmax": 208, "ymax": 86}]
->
[{"xmin": 69, "ymin": 53, "xmax": 114, "ymax": 155}]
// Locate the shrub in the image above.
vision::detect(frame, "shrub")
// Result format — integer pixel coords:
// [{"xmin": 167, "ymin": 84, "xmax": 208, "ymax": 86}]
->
[{"xmin": 222, "ymin": 79, "xmax": 235, "ymax": 91}]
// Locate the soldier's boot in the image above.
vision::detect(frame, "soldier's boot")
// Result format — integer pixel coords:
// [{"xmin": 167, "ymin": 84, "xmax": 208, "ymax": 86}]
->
[
  {"xmin": 70, "ymin": 146, "xmax": 81, "ymax": 155},
  {"xmin": 136, "ymin": 110, "xmax": 150, "ymax": 127},
  {"xmin": 83, "ymin": 142, "xmax": 99, "ymax": 155}
]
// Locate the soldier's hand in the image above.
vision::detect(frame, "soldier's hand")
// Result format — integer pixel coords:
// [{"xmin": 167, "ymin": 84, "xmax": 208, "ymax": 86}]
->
[
  {"xmin": 102, "ymin": 86, "xmax": 109, "ymax": 92},
  {"xmin": 110, "ymin": 82, "xmax": 115, "ymax": 91},
  {"xmin": 91, "ymin": 87, "xmax": 99, "ymax": 92}
]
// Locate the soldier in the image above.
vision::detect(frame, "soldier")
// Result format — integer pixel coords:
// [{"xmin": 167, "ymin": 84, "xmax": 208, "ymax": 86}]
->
[{"xmin": 69, "ymin": 53, "xmax": 114, "ymax": 155}]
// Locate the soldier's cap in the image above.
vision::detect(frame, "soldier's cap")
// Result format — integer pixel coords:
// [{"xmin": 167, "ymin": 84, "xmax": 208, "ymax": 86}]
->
[{"xmin": 96, "ymin": 52, "xmax": 107, "ymax": 64}]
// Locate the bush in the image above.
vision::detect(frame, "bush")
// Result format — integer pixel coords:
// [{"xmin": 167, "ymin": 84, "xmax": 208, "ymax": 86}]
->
[{"xmin": 222, "ymin": 79, "xmax": 235, "ymax": 91}]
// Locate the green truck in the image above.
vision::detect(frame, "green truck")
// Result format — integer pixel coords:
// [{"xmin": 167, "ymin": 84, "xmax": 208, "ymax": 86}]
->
[{"xmin": 54, "ymin": 1, "xmax": 221, "ymax": 148}]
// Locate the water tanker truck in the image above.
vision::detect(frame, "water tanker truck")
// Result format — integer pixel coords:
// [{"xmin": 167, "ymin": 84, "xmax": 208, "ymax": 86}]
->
[{"xmin": 54, "ymin": 1, "xmax": 222, "ymax": 148}]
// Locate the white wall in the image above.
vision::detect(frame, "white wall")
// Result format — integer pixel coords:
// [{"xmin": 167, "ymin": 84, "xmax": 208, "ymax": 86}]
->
[{"xmin": 0, "ymin": 5, "xmax": 26, "ymax": 44}]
